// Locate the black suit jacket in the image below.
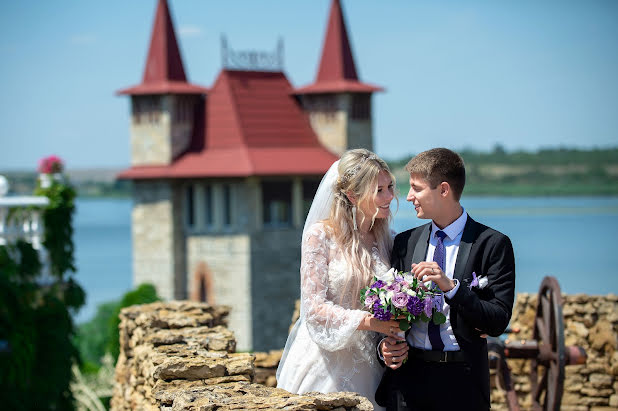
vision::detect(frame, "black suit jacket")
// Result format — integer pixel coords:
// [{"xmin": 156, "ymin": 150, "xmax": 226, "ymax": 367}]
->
[{"xmin": 378, "ymin": 216, "xmax": 516, "ymax": 407}]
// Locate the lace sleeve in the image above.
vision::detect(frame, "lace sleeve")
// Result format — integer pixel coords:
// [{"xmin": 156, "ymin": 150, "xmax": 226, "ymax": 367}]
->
[{"xmin": 300, "ymin": 223, "xmax": 368, "ymax": 352}]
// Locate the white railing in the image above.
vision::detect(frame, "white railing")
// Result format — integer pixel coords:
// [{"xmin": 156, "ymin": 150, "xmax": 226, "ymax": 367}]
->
[
  {"xmin": 0, "ymin": 196, "xmax": 49, "ymax": 249},
  {"xmin": 0, "ymin": 195, "xmax": 53, "ymax": 283}
]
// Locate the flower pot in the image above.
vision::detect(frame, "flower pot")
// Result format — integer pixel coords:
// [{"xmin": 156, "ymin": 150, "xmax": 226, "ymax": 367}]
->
[{"xmin": 39, "ymin": 173, "xmax": 62, "ymax": 188}]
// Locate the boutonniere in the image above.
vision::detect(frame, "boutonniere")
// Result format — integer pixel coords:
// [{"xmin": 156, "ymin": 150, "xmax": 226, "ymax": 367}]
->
[{"xmin": 469, "ymin": 272, "xmax": 488, "ymax": 290}]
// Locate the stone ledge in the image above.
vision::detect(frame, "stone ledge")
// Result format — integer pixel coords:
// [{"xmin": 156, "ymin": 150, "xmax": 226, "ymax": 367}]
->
[
  {"xmin": 111, "ymin": 301, "xmax": 372, "ymax": 411},
  {"xmin": 157, "ymin": 382, "xmax": 372, "ymax": 411}
]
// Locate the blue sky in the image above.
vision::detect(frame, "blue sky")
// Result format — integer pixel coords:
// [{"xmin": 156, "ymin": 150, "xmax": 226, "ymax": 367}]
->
[{"xmin": 1, "ymin": 0, "xmax": 617, "ymax": 170}]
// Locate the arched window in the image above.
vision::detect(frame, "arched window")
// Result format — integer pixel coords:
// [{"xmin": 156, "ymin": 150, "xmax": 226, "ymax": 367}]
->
[{"xmin": 190, "ymin": 261, "xmax": 215, "ymax": 304}]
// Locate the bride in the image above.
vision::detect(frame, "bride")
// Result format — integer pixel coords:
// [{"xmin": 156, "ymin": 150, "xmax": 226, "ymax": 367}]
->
[{"xmin": 276, "ymin": 149, "xmax": 401, "ymax": 410}]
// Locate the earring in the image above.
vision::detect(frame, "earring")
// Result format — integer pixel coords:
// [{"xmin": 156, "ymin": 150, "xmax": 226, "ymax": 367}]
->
[{"xmin": 352, "ymin": 206, "xmax": 358, "ymax": 231}]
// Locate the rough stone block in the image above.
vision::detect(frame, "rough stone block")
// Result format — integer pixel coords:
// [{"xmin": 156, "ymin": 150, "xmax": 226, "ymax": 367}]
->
[{"xmin": 589, "ymin": 373, "xmax": 614, "ymax": 388}]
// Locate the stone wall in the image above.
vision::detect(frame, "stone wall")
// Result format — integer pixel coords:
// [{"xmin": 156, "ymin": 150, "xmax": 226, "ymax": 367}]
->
[
  {"xmin": 111, "ymin": 301, "xmax": 372, "ymax": 411},
  {"xmin": 111, "ymin": 295, "xmax": 617, "ymax": 410},
  {"xmin": 186, "ymin": 234, "xmax": 252, "ymax": 351},
  {"xmin": 491, "ymin": 293, "xmax": 618, "ymax": 410},
  {"xmin": 130, "ymin": 96, "xmax": 171, "ymax": 166},
  {"xmin": 251, "ymin": 229, "xmax": 303, "ymax": 352},
  {"xmin": 132, "ymin": 182, "xmax": 179, "ymax": 301}
]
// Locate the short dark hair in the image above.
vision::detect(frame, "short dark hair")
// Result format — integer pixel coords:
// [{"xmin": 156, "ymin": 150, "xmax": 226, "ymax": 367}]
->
[{"xmin": 405, "ymin": 148, "xmax": 465, "ymax": 200}]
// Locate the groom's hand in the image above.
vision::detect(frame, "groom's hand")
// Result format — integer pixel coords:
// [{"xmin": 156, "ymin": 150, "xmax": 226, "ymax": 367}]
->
[
  {"xmin": 411, "ymin": 262, "xmax": 455, "ymax": 292},
  {"xmin": 381, "ymin": 336, "xmax": 408, "ymax": 370}
]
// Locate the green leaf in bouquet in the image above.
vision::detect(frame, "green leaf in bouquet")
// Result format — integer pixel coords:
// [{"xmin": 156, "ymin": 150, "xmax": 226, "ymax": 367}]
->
[
  {"xmin": 420, "ymin": 312, "xmax": 430, "ymax": 322},
  {"xmin": 399, "ymin": 318, "xmax": 410, "ymax": 331},
  {"xmin": 433, "ymin": 311, "xmax": 446, "ymax": 325}
]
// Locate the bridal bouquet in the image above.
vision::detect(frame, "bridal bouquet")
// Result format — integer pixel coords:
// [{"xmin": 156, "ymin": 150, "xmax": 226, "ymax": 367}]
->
[{"xmin": 361, "ymin": 268, "xmax": 446, "ymax": 331}]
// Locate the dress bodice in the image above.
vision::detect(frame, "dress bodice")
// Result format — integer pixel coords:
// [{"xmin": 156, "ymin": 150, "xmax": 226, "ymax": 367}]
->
[{"xmin": 325, "ymin": 239, "xmax": 390, "ymax": 310}]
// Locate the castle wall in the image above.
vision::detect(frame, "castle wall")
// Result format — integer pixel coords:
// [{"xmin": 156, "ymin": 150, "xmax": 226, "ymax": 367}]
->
[
  {"xmin": 347, "ymin": 119, "xmax": 373, "ymax": 151},
  {"xmin": 129, "ymin": 97, "xmax": 171, "ymax": 166},
  {"xmin": 171, "ymin": 184, "xmax": 186, "ymax": 299},
  {"xmin": 186, "ymin": 234, "xmax": 252, "ymax": 351},
  {"xmin": 304, "ymin": 93, "xmax": 374, "ymax": 155},
  {"xmin": 168, "ymin": 95, "xmax": 198, "ymax": 161},
  {"xmin": 129, "ymin": 95, "xmax": 197, "ymax": 166},
  {"xmin": 490, "ymin": 293, "xmax": 618, "ymax": 410},
  {"xmin": 132, "ymin": 181, "xmax": 180, "ymax": 300},
  {"xmin": 308, "ymin": 110, "xmax": 348, "ymax": 155},
  {"xmin": 250, "ymin": 229, "xmax": 302, "ymax": 352}
]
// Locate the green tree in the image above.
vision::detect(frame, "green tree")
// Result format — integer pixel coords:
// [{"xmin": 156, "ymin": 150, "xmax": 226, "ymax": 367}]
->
[
  {"xmin": 1, "ymin": 175, "xmax": 85, "ymax": 410},
  {"xmin": 74, "ymin": 283, "xmax": 160, "ymax": 370}
]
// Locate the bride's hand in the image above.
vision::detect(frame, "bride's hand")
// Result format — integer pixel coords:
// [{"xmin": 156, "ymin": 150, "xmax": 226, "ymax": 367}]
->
[{"xmin": 358, "ymin": 314, "xmax": 405, "ymax": 339}]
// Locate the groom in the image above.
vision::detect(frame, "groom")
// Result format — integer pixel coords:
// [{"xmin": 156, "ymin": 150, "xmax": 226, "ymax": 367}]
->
[{"xmin": 376, "ymin": 148, "xmax": 515, "ymax": 410}]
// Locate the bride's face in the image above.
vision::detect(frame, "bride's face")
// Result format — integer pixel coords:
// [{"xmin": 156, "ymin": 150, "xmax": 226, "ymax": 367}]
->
[{"xmin": 358, "ymin": 170, "xmax": 394, "ymax": 220}]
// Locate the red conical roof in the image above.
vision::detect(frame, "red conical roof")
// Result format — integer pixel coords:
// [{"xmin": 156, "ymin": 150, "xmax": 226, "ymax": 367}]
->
[
  {"xmin": 117, "ymin": 0, "xmax": 207, "ymax": 95},
  {"xmin": 295, "ymin": 0, "xmax": 382, "ymax": 94}
]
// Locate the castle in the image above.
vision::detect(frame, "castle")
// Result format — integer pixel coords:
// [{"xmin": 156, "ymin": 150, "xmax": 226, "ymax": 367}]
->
[{"xmin": 117, "ymin": 0, "xmax": 382, "ymax": 351}]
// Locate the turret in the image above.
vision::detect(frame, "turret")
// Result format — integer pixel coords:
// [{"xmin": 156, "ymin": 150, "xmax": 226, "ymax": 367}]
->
[
  {"xmin": 295, "ymin": 0, "xmax": 383, "ymax": 155},
  {"xmin": 117, "ymin": 0, "xmax": 207, "ymax": 166}
]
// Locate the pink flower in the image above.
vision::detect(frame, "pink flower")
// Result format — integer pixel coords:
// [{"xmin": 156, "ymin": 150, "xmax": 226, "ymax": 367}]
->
[
  {"xmin": 386, "ymin": 283, "xmax": 401, "ymax": 293},
  {"xmin": 392, "ymin": 292, "xmax": 409, "ymax": 309},
  {"xmin": 38, "ymin": 155, "xmax": 64, "ymax": 174},
  {"xmin": 364, "ymin": 294, "xmax": 378, "ymax": 308}
]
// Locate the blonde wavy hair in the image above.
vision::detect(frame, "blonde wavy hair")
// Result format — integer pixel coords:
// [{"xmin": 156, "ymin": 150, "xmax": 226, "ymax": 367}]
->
[{"xmin": 324, "ymin": 148, "xmax": 397, "ymax": 304}]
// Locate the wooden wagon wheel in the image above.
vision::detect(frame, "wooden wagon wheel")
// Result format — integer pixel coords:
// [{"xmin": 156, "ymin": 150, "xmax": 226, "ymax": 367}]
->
[{"xmin": 530, "ymin": 276, "xmax": 566, "ymax": 411}]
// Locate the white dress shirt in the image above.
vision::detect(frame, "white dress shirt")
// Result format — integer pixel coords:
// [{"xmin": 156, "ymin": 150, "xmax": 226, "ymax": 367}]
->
[{"xmin": 406, "ymin": 209, "xmax": 468, "ymax": 351}]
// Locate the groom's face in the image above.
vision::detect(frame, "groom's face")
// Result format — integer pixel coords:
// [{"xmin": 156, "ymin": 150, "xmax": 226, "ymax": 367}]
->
[{"xmin": 407, "ymin": 173, "xmax": 442, "ymax": 220}]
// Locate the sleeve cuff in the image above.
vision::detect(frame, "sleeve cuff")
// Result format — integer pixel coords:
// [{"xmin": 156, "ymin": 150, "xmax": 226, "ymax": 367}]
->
[
  {"xmin": 377, "ymin": 336, "xmax": 387, "ymax": 362},
  {"xmin": 445, "ymin": 279, "xmax": 460, "ymax": 299}
]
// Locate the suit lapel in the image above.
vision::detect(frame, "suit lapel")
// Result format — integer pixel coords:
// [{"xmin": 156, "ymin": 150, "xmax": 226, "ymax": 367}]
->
[
  {"xmin": 410, "ymin": 223, "xmax": 431, "ymax": 267},
  {"xmin": 454, "ymin": 217, "xmax": 477, "ymax": 282}
]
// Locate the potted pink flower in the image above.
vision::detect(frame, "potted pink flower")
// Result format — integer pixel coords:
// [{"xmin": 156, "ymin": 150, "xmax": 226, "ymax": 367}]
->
[{"xmin": 38, "ymin": 155, "xmax": 64, "ymax": 188}]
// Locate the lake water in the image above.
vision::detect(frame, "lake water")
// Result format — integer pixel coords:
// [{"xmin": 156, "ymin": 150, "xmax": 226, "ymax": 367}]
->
[{"xmin": 72, "ymin": 196, "xmax": 618, "ymax": 323}]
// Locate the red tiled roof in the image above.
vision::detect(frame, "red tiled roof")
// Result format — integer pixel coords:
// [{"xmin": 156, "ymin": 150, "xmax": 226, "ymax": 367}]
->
[
  {"xmin": 118, "ymin": 70, "xmax": 337, "ymax": 180},
  {"xmin": 295, "ymin": 0, "xmax": 382, "ymax": 95},
  {"xmin": 116, "ymin": 0, "xmax": 207, "ymax": 96}
]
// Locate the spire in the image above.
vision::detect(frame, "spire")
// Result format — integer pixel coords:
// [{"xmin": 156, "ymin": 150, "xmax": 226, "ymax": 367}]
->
[
  {"xmin": 143, "ymin": 0, "xmax": 187, "ymax": 83},
  {"xmin": 117, "ymin": 0, "xmax": 207, "ymax": 95},
  {"xmin": 316, "ymin": 0, "xmax": 358, "ymax": 83},
  {"xmin": 295, "ymin": 0, "xmax": 382, "ymax": 94}
]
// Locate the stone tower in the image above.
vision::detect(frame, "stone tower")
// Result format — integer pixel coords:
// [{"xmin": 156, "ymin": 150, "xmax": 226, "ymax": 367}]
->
[
  {"xmin": 116, "ymin": 0, "xmax": 208, "ymax": 301},
  {"xmin": 117, "ymin": 0, "xmax": 381, "ymax": 352},
  {"xmin": 296, "ymin": 0, "xmax": 383, "ymax": 156}
]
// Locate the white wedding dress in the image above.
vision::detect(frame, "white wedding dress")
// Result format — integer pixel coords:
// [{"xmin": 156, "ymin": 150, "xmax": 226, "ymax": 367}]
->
[{"xmin": 277, "ymin": 222, "xmax": 387, "ymax": 410}]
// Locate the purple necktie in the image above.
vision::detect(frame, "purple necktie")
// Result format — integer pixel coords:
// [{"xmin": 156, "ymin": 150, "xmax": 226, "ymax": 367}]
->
[{"xmin": 428, "ymin": 230, "xmax": 446, "ymax": 351}]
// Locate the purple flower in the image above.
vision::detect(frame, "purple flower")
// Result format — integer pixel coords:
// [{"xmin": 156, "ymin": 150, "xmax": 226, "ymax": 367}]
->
[
  {"xmin": 407, "ymin": 296, "xmax": 424, "ymax": 316},
  {"xmin": 394, "ymin": 274, "xmax": 404, "ymax": 283},
  {"xmin": 423, "ymin": 297, "xmax": 433, "ymax": 317},
  {"xmin": 364, "ymin": 294, "xmax": 378, "ymax": 308},
  {"xmin": 386, "ymin": 283, "xmax": 401, "ymax": 292},
  {"xmin": 432, "ymin": 294, "xmax": 444, "ymax": 312},
  {"xmin": 392, "ymin": 292, "xmax": 409, "ymax": 309},
  {"xmin": 373, "ymin": 304, "xmax": 392, "ymax": 321},
  {"xmin": 371, "ymin": 280, "xmax": 385, "ymax": 289},
  {"xmin": 469, "ymin": 272, "xmax": 479, "ymax": 289}
]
